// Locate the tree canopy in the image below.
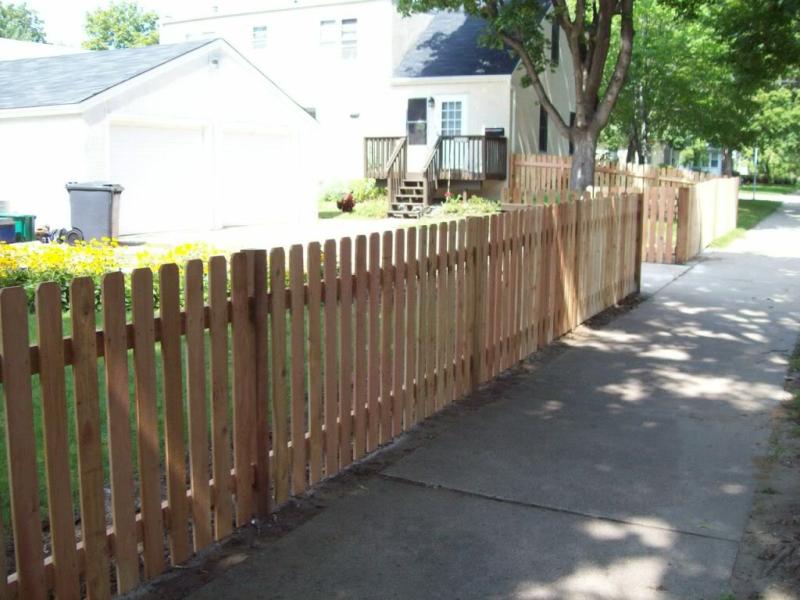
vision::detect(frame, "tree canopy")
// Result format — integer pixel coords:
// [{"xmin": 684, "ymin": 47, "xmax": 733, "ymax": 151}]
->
[
  {"xmin": 602, "ymin": 0, "xmax": 799, "ymax": 178},
  {"xmin": 83, "ymin": 1, "xmax": 159, "ymax": 51},
  {"xmin": 0, "ymin": 1, "xmax": 46, "ymax": 42}
]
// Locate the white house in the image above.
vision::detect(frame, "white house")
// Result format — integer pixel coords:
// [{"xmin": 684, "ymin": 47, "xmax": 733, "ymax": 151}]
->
[
  {"xmin": 0, "ymin": 38, "xmax": 319, "ymax": 235},
  {"xmin": 161, "ymin": 1, "xmax": 575, "ymax": 206}
]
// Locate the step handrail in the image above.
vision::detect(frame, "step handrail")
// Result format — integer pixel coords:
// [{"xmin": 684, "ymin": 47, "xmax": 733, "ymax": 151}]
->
[
  {"xmin": 385, "ymin": 137, "xmax": 408, "ymax": 202},
  {"xmin": 422, "ymin": 135, "xmax": 443, "ymax": 199}
]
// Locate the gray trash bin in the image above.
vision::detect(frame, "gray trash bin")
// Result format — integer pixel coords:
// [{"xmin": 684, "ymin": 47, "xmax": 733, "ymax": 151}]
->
[{"xmin": 65, "ymin": 182, "xmax": 123, "ymax": 241}]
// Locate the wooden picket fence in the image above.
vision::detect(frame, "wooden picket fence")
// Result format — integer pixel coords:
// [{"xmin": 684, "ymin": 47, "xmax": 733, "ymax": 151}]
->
[
  {"xmin": 505, "ymin": 154, "xmax": 712, "ymax": 197},
  {"xmin": 0, "ymin": 194, "xmax": 642, "ymax": 599},
  {"xmin": 505, "ymin": 155, "xmax": 739, "ymax": 265}
]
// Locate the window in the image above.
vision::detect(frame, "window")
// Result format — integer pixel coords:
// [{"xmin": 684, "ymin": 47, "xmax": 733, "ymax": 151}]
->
[
  {"xmin": 320, "ymin": 20, "xmax": 337, "ymax": 47},
  {"xmin": 252, "ymin": 25, "xmax": 267, "ymax": 49},
  {"xmin": 441, "ymin": 100, "xmax": 463, "ymax": 136},
  {"xmin": 709, "ymin": 150, "xmax": 720, "ymax": 168},
  {"xmin": 341, "ymin": 18, "xmax": 358, "ymax": 59},
  {"xmin": 551, "ymin": 19, "xmax": 560, "ymax": 64},
  {"xmin": 568, "ymin": 111, "xmax": 576, "ymax": 155},
  {"xmin": 538, "ymin": 106, "xmax": 548, "ymax": 153},
  {"xmin": 407, "ymin": 98, "xmax": 428, "ymax": 145}
]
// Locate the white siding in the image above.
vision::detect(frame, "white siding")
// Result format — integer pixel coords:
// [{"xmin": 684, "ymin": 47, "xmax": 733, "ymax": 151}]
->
[
  {"xmin": 511, "ymin": 21, "xmax": 575, "ymax": 156},
  {"xmin": 161, "ymin": 0, "xmax": 393, "ymax": 182},
  {"xmin": 0, "ymin": 115, "xmax": 88, "ymax": 228},
  {"xmin": 390, "ymin": 78, "xmax": 512, "ymax": 171}
]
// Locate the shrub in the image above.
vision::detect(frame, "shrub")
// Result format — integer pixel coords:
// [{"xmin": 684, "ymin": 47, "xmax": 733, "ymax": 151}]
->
[
  {"xmin": 349, "ymin": 178, "xmax": 385, "ymax": 202},
  {"xmin": 353, "ymin": 198, "xmax": 388, "ymax": 218},
  {"xmin": 441, "ymin": 194, "xmax": 502, "ymax": 216},
  {"xmin": 320, "ymin": 178, "xmax": 386, "ymax": 204}
]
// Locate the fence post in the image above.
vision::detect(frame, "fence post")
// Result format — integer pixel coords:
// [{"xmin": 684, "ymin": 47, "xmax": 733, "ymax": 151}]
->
[
  {"xmin": 634, "ymin": 192, "xmax": 645, "ymax": 293},
  {"xmin": 675, "ymin": 187, "xmax": 690, "ymax": 264},
  {"xmin": 243, "ymin": 249, "xmax": 271, "ymax": 518},
  {"xmin": 468, "ymin": 216, "xmax": 488, "ymax": 389}
]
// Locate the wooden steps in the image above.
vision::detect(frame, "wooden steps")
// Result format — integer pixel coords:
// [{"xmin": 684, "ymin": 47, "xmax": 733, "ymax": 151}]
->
[{"xmin": 388, "ymin": 178, "xmax": 427, "ymax": 219}]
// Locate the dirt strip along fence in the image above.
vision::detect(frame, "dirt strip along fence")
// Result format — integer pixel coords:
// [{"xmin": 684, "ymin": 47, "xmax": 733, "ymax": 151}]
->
[
  {"xmin": 504, "ymin": 154, "xmax": 740, "ymax": 264},
  {"xmin": 0, "ymin": 194, "xmax": 642, "ymax": 599}
]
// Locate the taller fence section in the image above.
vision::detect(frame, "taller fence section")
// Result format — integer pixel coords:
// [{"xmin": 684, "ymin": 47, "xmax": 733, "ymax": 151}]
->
[
  {"xmin": 505, "ymin": 154, "xmax": 740, "ymax": 264},
  {"xmin": 0, "ymin": 194, "xmax": 641, "ymax": 599}
]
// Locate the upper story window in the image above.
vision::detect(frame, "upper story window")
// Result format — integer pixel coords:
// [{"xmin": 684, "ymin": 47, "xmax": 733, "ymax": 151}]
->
[
  {"xmin": 709, "ymin": 150, "xmax": 720, "ymax": 168},
  {"xmin": 320, "ymin": 19, "xmax": 337, "ymax": 48},
  {"xmin": 320, "ymin": 18, "xmax": 358, "ymax": 60},
  {"xmin": 441, "ymin": 101, "xmax": 463, "ymax": 136},
  {"xmin": 252, "ymin": 25, "xmax": 267, "ymax": 49},
  {"xmin": 341, "ymin": 18, "xmax": 358, "ymax": 60},
  {"xmin": 551, "ymin": 19, "xmax": 560, "ymax": 64}
]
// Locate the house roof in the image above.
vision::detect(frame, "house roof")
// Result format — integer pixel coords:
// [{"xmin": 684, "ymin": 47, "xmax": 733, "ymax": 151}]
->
[
  {"xmin": 394, "ymin": 12, "xmax": 519, "ymax": 79},
  {"xmin": 0, "ymin": 40, "xmax": 215, "ymax": 110}
]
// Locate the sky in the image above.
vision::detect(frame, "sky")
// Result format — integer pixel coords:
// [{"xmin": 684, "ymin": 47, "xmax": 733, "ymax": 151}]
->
[{"xmin": 23, "ymin": 0, "xmax": 183, "ymax": 47}]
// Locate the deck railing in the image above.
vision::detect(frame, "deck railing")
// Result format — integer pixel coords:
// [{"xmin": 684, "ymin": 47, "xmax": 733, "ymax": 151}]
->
[
  {"xmin": 364, "ymin": 136, "xmax": 405, "ymax": 179},
  {"xmin": 364, "ymin": 135, "xmax": 508, "ymax": 183},
  {"xmin": 385, "ymin": 137, "xmax": 407, "ymax": 200}
]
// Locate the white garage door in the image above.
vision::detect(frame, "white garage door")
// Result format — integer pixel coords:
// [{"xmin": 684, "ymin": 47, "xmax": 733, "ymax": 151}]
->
[
  {"xmin": 219, "ymin": 131, "xmax": 295, "ymax": 226},
  {"xmin": 110, "ymin": 125, "xmax": 210, "ymax": 235}
]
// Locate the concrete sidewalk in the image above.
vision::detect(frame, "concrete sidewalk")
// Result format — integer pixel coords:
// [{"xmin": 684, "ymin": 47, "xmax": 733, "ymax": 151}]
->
[{"xmin": 177, "ymin": 203, "xmax": 799, "ymax": 599}]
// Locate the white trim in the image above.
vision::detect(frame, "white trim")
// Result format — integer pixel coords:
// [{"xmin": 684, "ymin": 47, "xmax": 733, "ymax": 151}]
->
[
  {"xmin": 392, "ymin": 74, "xmax": 511, "ymax": 87},
  {"xmin": 109, "ymin": 115, "xmax": 207, "ymax": 131},
  {"xmin": 0, "ymin": 103, "xmax": 82, "ymax": 119}
]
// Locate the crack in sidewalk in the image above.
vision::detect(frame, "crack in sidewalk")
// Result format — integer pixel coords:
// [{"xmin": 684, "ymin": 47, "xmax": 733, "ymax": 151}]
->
[{"xmin": 377, "ymin": 472, "xmax": 740, "ymax": 545}]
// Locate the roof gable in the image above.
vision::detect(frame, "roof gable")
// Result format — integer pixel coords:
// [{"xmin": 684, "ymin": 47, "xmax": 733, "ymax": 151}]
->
[
  {"xmin": 394, "ymin": 12, "xmax": 518, "ymax": 79},
  {"xmin": 0, "ymin": 40, "xmax": 214, "ymax": 110}
]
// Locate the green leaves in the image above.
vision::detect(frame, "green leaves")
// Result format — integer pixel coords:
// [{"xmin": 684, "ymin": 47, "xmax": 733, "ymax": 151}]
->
[
  {"xmin": 0, "ymin": 2, "xmax": 46, "ymax": 42},
  {"xmin": 82, "ymin": 1, "xmax": 159, "ymax": 51}
]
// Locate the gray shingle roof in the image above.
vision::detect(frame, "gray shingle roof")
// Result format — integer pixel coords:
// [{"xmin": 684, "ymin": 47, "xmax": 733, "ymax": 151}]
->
[
  {"xmin": 394, "ymin": 12, "xmax": 518, "ymax": 78},
  {"xmin": 0, "ymin": 40, "xmax": 215, "ymax": 110}
]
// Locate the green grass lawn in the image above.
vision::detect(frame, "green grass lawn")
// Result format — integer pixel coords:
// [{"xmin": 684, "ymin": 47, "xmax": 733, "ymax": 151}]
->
[
  {"xmin": 319, "ymin": 198, "xmax": 389, "ymax": 219},
  {"xmin": 739, "ymin": 183, "xmax": 798, "ymax": 196},
  {"xmin": 710, "ymin": 199, "xmax": 783, "ymax": 248}
]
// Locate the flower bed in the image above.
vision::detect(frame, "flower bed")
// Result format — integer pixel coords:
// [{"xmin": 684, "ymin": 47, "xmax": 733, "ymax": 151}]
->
[{"xmin": 0, "ymin": 239, "xmax": 224, "ymax": 311}]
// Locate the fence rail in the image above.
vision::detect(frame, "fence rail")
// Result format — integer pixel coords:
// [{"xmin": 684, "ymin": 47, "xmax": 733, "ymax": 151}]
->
[{"xmin": 0, "ymin": 194, "xmax": 642, "ymax": 599}]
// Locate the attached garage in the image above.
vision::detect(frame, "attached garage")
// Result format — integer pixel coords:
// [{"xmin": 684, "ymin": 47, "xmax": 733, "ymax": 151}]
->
[{"xmin": 0, "ymin": 39, "xmax": 319, "ymax": 235}]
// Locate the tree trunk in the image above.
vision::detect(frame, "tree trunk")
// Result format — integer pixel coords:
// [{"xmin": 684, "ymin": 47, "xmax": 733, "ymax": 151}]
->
[
  {"xmin": 570, "ymin": 130, "xmax": 598, "ymax": 191},
  {"xmin": 721, "ymin": 147, "xmax": 734, "ymax": 176},
  {"xmin": 626, "ymin": 134, "xmax": 637, "ymax": 165}
]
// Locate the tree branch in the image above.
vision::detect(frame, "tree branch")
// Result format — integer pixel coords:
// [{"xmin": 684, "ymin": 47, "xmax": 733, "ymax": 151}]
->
[
  {"xmin": 501, "ymin": 32, "xmax": 570, "ymax": 138},
  {"xmin": 592, "ymin": 0, "xmax": 634, "ymax": 132},
  {"xmin": 584, "ymin": 0, "xmax": 614, "ymax": 99}
]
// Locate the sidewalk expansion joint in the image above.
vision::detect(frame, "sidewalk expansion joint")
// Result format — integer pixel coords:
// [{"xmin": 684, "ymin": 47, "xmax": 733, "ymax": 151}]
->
[{"xmin": 377, "ymin": 472, "xmax": 740, "ymax": 545}]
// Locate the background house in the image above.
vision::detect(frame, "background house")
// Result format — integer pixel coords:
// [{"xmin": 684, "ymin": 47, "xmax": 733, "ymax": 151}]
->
[
  {"xmin": 0, "ymin": 38, "xmax": 319, "ymax": 235},
  {"xmin": 161, "ymin": 0, "xmax": 576, "ymax": 198}
]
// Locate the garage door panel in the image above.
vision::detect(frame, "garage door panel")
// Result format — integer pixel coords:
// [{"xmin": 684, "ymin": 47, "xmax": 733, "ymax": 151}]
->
[
  {"xmin": 110, "ymin": 125, "xmax": 209, "ymax": 235},
  {"xmin": 220, "ymin": 132, "xmax": 294, "ymax": 226}
]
